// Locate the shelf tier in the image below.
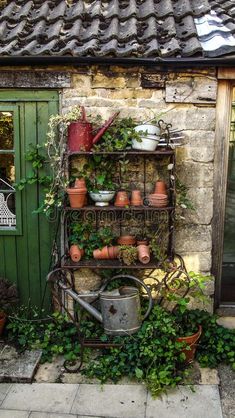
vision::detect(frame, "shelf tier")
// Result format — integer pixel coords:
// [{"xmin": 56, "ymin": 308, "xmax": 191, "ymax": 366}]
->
[
  {"xmin": 68, "ymin": 149, "xmax": 174, "ymax": 156},
  {"xmin": 64, "ymin": 205, "xmax": 175, "ymax": 211},
  {"xmin": 63, "ymin": 258, "xmax": 166, "ymax": 269}
]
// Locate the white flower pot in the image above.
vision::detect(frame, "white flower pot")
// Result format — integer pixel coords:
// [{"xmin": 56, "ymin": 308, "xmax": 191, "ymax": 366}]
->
[
  {"xmin": 132, "ymin": 135, "xmax": 160, "ymax": 151},
  {"xmin": 89, "ymin": 191, "xmax": 115, "ymax": 206},
  {"xmin": 134, "ymin": 124, "xmax": 160, "ymax": 135}
]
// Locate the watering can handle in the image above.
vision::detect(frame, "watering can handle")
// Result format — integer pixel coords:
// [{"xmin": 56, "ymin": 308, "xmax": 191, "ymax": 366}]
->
[{"xmin": 100, "ymin": 274, "xmax": 153, "ymax": 320}]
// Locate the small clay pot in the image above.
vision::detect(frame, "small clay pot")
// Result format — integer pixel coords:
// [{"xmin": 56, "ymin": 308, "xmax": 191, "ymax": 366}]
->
[
  {"xmin": 131, "ymin": 190, "xmax": 143, "ymax": 206},
  {"xmin": 137, "ymin": 239, "xmax": 149, "ymax": 246},
  {"xmin": 74, "ymin": 178, "xmax": 87, "ymax": 190},
  {"xmin": 67, "ymin": 188, "xmax": 87, "ymax": 208},
  {"xmin": 154, "ymin": 181, "xmax": 167, "ymax": 195},
  {"xmin": 114, "ymin": 191, "xmax": 130, "ymax": 207},
  {"xmin": 93, "ymin": 246, "xmax": 109, "ymax": 259},
  {"xmin": 69, "ymin": 245, "xmax": 84, "ymax": 262},
  {"xmin": 117, "ymin": 235, "xmax": 136, "ymax": 246},
  {"xmin": 137, "ymin": 245, "xmax": 150, "ymax": 264},
  {"xmin": 107, "ymin": 246, "xmax": 120, "ymax": 259}
]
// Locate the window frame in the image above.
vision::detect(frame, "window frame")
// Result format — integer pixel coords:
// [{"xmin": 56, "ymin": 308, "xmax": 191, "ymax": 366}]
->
[{"xmin": 0, "ymin": 104, "xmax": 22, "ymax": 235}]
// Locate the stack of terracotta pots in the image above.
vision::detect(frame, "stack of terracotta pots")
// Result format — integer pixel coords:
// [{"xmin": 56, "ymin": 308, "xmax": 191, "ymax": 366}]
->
[
  {"xmin": 67, "ymin": 178, "xmax": 87, "ymax": 208},
  {"xmin": 93, "ymin": 246, "xmax": 119, "ymax": 259},
  {"xmin": 148, "ymin": 180, "xmax": 169, "ymax": 208}
]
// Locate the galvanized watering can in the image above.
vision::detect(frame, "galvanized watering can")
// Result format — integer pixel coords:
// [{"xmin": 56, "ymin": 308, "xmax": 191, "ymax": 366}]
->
[{"xmin": 47, "ymin": 271, "xmax": 153, "ymax": 336}]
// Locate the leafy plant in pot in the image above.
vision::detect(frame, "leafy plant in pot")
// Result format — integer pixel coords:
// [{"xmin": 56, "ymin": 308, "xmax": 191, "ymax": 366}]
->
[
  {"xmin": 160, "ymin": 269, "xmax": 212, "ymax": 363},
  {"xmin": 118, "ymin": 245, "xmax": 138, "ymax": 265},
  {"xmin": 0, "ymin": 277, "xmax": 18, "ymax": 336}
]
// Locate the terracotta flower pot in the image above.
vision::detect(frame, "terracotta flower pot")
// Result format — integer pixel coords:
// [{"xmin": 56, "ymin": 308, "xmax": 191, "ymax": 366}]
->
[
  {"xmin": 114, "ymin": 191, "xmax": 130, "ymax": 207},
  {"xmin": 117, "ymin": 235, "xmax": 136, "ymax": 246},
  {"xmin": 131, "ymin": 190, "xmax": 143, "ymax": 206},
  {"xmin": 74, "ymin": 178, "xmax": 87, "ymax": 190},
  {"xmin": 69, "ymin": 245, "xmax": 84, "ymax": 262},
  {"xmin": 0, "ymin": 312, "xmax": 6, "ymax": 336},
  {"xmin": 154, "ymin": 181, "xmax": 167, "ymax": 195},
  {"xmin": 107, "ymin": 246, "xmax": 120, "ymax": 259},
  {"xmin": 67, "ymin": 188, "xmax": 87, "ymax": 208},
  {"xmin": 137, "ymin": 244, "xmax": 150, "ymax": 264},
  {"xmin": 93, "ymin": 246, "xmax": 109, "ymax": 259},
  {"xmin": 137, "ymin": 239, "xmax": 149, "ymax": 246},
  {"xmin": 176, "ymin": 325, "xmax": 202, "ymax": 364}
]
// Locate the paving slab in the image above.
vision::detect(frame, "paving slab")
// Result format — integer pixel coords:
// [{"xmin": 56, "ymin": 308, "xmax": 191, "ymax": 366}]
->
[
  {"xmin": 0, "ymin": 411, "xmax": 30, "ymax": 418},
  {"xmin": 0, "ymin": 384, "xmax": 12, "ymax": 404},
  {"xmin": 29, "ymin": 413, "xmax": 77, "ymax": 418},
  {"xmin": 217, "ymin": 316, "xmax": 235, "ymax": 329},
  {"xmin": 1, "ymin": 383, "xmax": 78, "ymax": 414},
  {"xmin": 218, "ymin": 364, "xmax": 235, "ymax": 418},
  {"xmin": 71, "ymin": 384, "xmax": 147, "ymax": 418},
  {"xmin": 34, "ymin": 356, "xmax": 64, "ymax": 383},
  {"xmin": 146, "ymin": 385, "xmax": 223, "ymax": 418},
  {"xmin": 0, "ymin": 349, "xmax": 42, "ymax": 383}
]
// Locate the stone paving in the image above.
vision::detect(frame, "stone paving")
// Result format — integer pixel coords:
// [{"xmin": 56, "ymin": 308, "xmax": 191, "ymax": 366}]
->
[{"xmin": 0, "ymin": 383, "xmax": 223, "ymax": 418}]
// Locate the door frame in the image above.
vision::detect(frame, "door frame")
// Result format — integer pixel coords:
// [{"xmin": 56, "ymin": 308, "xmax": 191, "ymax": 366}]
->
[{"xmin": 212, "ymin": 69, "xmax": 235, "ymax": 307}]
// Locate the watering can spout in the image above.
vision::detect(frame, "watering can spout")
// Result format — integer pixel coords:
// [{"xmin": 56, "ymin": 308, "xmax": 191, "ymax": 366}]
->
[{"xmin": 92, "ymin": 111, "xmax": 120, "ymax": 145}]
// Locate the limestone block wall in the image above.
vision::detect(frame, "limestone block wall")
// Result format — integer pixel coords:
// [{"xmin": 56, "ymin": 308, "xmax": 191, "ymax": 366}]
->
[{"xmin": 62, "ymin": 65, "xmax": 216, "ymax": 280}]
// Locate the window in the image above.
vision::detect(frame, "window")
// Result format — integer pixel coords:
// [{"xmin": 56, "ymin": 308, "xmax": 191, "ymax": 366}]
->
[{"xmin": 0, "ymin": 105, "xmax": 21, "ymax": 235}]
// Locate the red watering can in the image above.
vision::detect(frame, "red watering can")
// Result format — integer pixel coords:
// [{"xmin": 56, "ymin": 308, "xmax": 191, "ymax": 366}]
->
[{"xmin": 68, "ymin": 107, "xmax": 119, "ymax": 152}]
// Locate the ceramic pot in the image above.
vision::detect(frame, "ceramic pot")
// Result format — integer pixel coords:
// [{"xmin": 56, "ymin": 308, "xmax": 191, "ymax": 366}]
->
[
  {"xmin": 154, "ymin": 181, "xmax": 167, "ymax": 195},
  {"xmin": 134, "ymin": 125, "xmax": 160, "ymax": 135},
  {"xmin": 107, "ymin": 246, "xmax": 120, "ymax": 259},
  {"xmin": 89, "ymin": 191, "xmax": 115, "ymax": 206},
  {"xmin": 69, "ymin": 245, "xmax": 84, "ymax": 262},
  {"xmin": 137, "ymin": 239, "xmax": 149, "ymax": 246},
  {"xmin": 137, "ymin": 245, "xmax": 150, "ymax": 264},
  {"xmin": 93, "ymin": 246, "xmax": 109, "ymax": 259},
  {"xmin": 176, "ymin": 325, "xmax": 202, "ymax": 364},
  {"xmin": 67, "ymin": 188, "xmax": 87, "ymax": 208},
  {"xmin": 74, "ymin": 178, "xmax": 87, "ymax": 190},
  {"xmin": 0, "ymin": 312, "xmax": 6, "ymax": 336},
  {"xmin": 114, "ymin": 191, "xmax": 130, "ymax": 207},
  {"xmin": 132, "ymin": 135, "xmax": 159, "ymax": 151},
  {"xmin": 131, "ymin": 190, "xmax": 143, "ymax": 206},
  {"xmin": 117, "ymin": 235, "xmax": 136, "ymax": 246}
]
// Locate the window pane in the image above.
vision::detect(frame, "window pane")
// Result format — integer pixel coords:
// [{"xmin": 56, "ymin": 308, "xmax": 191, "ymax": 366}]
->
[
  {"xmin": 0, "ymin": 111, "xmax": 14, "ymax": 150},
  {"xmin": 0, "ymin": 153, "xmax": 15, "ymax": 184}
]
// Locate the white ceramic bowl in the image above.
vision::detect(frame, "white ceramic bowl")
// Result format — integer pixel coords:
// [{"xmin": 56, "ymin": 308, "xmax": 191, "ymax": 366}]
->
[
  {"xmin": 134, "ymin": 124, "xmax": 160, "ymax": 135},
  {"xmin": 132, "ymin": 135, "xmax": 159, "ymax": 151},
  {"xmin": 89, "ymin": 191, "xmax": 115, "ymax": 206}
]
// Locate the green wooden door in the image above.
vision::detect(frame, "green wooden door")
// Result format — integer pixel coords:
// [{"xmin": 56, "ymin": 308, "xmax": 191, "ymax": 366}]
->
[{"xmin": 0, "ymin": 90, "xmax": 59, "ymax": 307}]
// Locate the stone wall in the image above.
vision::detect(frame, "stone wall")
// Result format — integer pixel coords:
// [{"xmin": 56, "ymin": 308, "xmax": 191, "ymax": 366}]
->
[{"xmin": 62, "ymin": 65, "xmax": 217, "ymax": 279}]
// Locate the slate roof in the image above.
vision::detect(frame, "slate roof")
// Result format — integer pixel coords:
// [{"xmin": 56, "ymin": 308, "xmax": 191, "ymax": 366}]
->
[{"xmin": 0, "ymin": 0, "xmax": 235, "ymax": 60}]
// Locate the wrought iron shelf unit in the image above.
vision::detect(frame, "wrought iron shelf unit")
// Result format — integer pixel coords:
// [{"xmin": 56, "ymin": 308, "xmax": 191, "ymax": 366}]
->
[
  {"xmin": 62, "ymin": 146, "xmax": 176, "ymax": 268},
  {"xmin": 64, "ymin": 205, "xmax": 175, "ymax": 211},
  {"xmin": 63, "ymin": 258, "xmax": 164, "ymax": 269},
  {"xmin": 68, "ymin": 149, "xmax": 175, "ymax": 157}
]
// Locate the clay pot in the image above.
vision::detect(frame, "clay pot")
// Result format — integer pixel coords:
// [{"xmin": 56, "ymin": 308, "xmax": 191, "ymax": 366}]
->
[
  {"xmin": 0, "ymin": 312, "xmax": 6, "ymax": 336},
  {"xmin": 154, "ymin": 181, "xmax": 167, "ymax": 195},
  {"xmin": 137, "ymin": 245, "xmax": 150, "ymax": 264},
  {"xmin": 114, "ymin": 191, "xmax": 130, "ymax": 207},
  {"xmin": 69, "ymin": 245, "xmax": 84, "ymax": 262},
  {"xmin": 93, "ymin": 246, "xmax": 109, "ymax": 259},
  {"xmin": 117, "ymin": 235, "xmax": 136, "ymax": 246},
  {"xmin": 74, "ymin": 178, "xmax": 87, "ymax": 189},
  {"xmin": 131, "ymin": 190, "xmax": 143, "ymax": 206},
  {"xmin": 176, "ymin": 325, "xmax": 202, "ymax": 364},
  {"xmin": 107, "ymin": 246, "xmax": 120, "ymax": 259},
  {"xmin": 137, "ymin": 239, "xmax": 149, "ymax": 246},
  {"xmin": 67, "ymin": 188, "xmax": 87, "ymax": 208}
]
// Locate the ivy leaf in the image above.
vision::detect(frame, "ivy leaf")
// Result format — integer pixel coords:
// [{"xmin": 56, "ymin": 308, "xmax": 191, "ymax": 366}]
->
[{"xmin": 135, "ymin": 367, "xmax": 143, "ymax": 379}]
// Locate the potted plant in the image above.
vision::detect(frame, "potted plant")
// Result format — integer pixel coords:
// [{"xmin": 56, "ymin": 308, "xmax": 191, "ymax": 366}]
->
[
  {"xmin": 0, "ymin": 277, "xmax": 18, "ymax": 336},
  {"xmin": 118, "ymin": 245, "xmax": 138, "ymax": 265}
]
